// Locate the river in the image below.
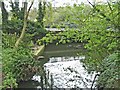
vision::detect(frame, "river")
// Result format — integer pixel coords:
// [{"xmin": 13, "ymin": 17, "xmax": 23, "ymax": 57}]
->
[{"xmin": 18, "ymin": 43, "xmax": 98, "ymax": 89}]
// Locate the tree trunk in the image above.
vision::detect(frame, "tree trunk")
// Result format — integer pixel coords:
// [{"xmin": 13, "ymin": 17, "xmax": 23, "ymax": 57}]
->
[{"xmin": 15, "ymin": 1, "xmax": 34, "ymax": 48}]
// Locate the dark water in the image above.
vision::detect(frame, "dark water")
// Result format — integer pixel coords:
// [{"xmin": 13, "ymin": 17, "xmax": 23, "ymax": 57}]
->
[
  {"xmin": 37, "ymin": 43, "xmax": 86, "ymax": 67},
  {"xmin": 18, "ymin": 43, "xmax": 91, "ymax": 88}
]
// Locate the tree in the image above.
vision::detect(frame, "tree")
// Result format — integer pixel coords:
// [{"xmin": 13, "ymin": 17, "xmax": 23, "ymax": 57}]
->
[
  {"xmin": 28, "ymin": 8, "xmax": 38, "ymax": 21},
  {"xmin": 1, "ymin": 2, "xmax": 8, "ymax": 27},
  {"xmin": 15, "ymin": 0, "xmax": 34, "ymax": 48},
  {"xmin": 37, "ymin": 1, "xmax": 46, "ymax": 27},
  {"xmin": 10, "ymin": 0, "xmax": 20, "ymax": 19},
  {"xmin": 10, "ymin": 0, "xmax": 26, "ymax": 20},
  {"xmin": 44, "ymin": 2, "xmax": 53, "ymax": 26}
]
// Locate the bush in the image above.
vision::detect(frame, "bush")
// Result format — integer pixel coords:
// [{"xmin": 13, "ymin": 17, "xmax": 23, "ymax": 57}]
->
[
  {"xmin": 96, "ymin": 51, "xmax": 120, "ymax": 88},
  {"xmin": 2, "ymin": 47, "xmax": 39, "ymax": 88},
  {"xmin": 2, "ymin": 33, "xmax": 18, "ymax": 48}
]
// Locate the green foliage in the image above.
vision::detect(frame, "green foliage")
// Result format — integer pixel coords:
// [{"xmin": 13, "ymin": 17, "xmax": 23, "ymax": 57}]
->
[
  {"xmin": 10, "ymin": 1, "xmax": 25, "ymax": 20},
  {"xmin": 37, "ymin": 28, "xmax": 81, "ymax": 45},
  {"xmin": 10, "ymin": 1, "xmax": 19, "ymax": 18},
  {"xmin": 2, "ymin": 1, "xmax": 47, "ymax": 89},
  {"xmin": 44, "ymin": 3, "xmax": 91, "ymax": 27},
  {"xmin": 38, "ymin": 1, "xmax": 119, "ymax": 88},
  {"xmin": 2, "ymin": 0, "xmax": 119, "ymax": 88},
  {"xmin": 97, "ymin": 52, "xmax": 120, "ymax": 88},
  {"xmin": 0, "ymin": 31, "xmax": 2, "ymax": 89},
  {"xmin": 2, "ymin": 32, "xmax": 36, "ymax": 50},
  {"xmin": 44, "ymin": 2, "xmax": 53, "ymax": 26},
  {"xmin": 3, "ymin": 19, "xmax": 48, "ymax": 43},
  {"xmin": 2, "ymin": 47, "xmax": 40, "ymax": 88},
  {"xmin": 2, "ymin": 33, "xmax": 18, "ymax": 48},
  {"xmin": 37, "ymin": 1, "xmax": 46, "ymax": 27},
  {"xmin": 3, "ymin": 19, "xmax": 23, "ymax": 34},
  {"xmin": 79, "ymin": 2, "xmax": 119, "ymax": 73},
  {"xmin": 1, "ymin": 2, "xmax": 8, "ymax": 28}
]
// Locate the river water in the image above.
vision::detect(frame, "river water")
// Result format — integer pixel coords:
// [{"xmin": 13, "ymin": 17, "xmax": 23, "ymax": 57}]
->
[{"xmin": 18, "ymin": 43, "xmax": 98, "ymax": 89}]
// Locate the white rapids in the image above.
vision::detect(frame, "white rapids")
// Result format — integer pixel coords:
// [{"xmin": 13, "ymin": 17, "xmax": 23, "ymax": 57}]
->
[{"xmin": 32, "ymin": 56, "xmax": 98, "ymax": 88}]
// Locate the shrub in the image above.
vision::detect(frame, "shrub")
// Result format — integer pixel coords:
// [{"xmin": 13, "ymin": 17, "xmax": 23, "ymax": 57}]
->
[
  {"xmin": 2, "ymin": 47, "xmax": 39, "ymax": 88},
  {"xmin": 96, "ymin": 51, "xmax": 120, "ymax": 88}
]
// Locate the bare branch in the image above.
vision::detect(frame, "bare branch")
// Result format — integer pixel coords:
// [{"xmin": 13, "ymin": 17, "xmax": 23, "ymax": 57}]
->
[
  {"xmin": 26, "ymin": 0, "xmax": 34, "ymax": 20},
  {"xmin": 107, "ymin": 1, "xmax": 113, "ymax": 12},
  {"xmin": 87, "ymin": 0, "xmax": 95, "ymax": 8},
  {"xmin": 87, "ymin": 0, "xmax": 111, "ymax": 21}
]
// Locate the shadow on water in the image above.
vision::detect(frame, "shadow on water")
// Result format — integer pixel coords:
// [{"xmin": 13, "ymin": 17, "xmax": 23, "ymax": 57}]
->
[{"xmin": 18, "ymin": 43, "xmax": 97, "ymax": 89}]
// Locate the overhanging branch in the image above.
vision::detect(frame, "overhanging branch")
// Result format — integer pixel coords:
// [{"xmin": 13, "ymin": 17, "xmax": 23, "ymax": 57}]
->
[{"xmin": 87, "ymin": 0, "xmax": 111, "ymax": 21}]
